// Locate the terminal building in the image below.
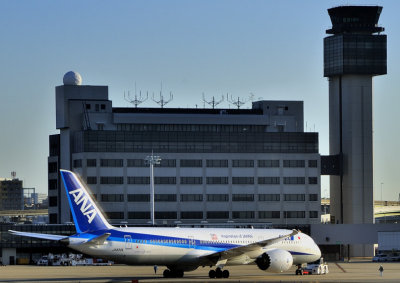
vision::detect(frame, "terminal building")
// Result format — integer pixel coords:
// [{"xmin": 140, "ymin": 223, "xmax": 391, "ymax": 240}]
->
[{"xmin": 48, "ymin": 72, "xmax": 321, "ymax": 226}]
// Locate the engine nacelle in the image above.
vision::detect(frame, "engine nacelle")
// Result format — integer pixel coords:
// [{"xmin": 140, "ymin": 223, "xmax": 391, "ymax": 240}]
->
[{"xmin": 255, "ymin": 249, "xmax": 293, "ymax": 273}]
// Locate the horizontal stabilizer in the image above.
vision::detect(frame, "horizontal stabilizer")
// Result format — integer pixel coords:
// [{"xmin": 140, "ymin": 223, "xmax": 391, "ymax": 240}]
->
[
  {"xmin": 84, "ymin": 233, "xmax": 111, "ymax": 246},
  {"xmin": 9, "ymin": 230, "xmax": 68, "ymax": 241}
]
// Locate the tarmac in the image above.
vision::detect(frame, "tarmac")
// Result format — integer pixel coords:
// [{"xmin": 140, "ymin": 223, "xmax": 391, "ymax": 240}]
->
[{"xmin": 0, "ymin": 260, "xmax": 399, "ymax": 282}]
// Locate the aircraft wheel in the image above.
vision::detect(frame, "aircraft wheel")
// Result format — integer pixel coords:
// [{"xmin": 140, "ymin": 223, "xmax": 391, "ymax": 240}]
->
[
  {"xmin": 222, "ymin": 269, "xmax": 229, "ymax": 278},
  {"xmin": 216, "ymin": 267, "xmax": 223, "ymax": 278},
  {"xmin": 163, "ymin": 269, "xmax": 170, "ymax": 278},
  {"xmin": 176, "ymin": 270, "xmax": 184, "ymax": 278},
  {"xmin": 209, "ymin": 269, "xmax": 216, "ymax": 278}
]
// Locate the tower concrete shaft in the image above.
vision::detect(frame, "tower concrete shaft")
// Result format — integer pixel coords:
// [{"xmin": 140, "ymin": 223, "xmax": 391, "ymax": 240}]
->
[{"xmin": 324, "ymin": 6, "xmax": 387, "ymax": 225}]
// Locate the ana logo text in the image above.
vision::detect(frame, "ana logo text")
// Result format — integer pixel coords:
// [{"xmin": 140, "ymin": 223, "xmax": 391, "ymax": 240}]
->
[{"xmin": 69, "ymin": 188, "xmax": 97, "ymax": 224}]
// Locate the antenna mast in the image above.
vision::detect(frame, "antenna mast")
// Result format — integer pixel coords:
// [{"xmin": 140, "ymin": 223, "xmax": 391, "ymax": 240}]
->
[
  {"xmin": 202, "ymin": 93, "xmax": 224, "ymax": 109},
  {"xmin": 227, "ymin": 94, "xmax": 249, "ymax": 109},
  {"xmin": 124, "ymin": 83, "xmax": 148, "ymax": 108},
  {"xmin": 152, "ymin": 83, "xmax": 173, "ymax": 108}
]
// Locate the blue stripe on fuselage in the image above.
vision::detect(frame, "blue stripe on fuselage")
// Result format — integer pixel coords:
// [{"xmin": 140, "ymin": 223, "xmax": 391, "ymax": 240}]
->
[{"xmin": 71, "ymin": 229, "xmax": 237, "ymax": 252}]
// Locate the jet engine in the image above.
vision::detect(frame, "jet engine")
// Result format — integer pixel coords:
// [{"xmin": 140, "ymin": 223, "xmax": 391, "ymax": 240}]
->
[{"xmin": 255, "ymin": 249, "xmax": 293, "ymax": 273}]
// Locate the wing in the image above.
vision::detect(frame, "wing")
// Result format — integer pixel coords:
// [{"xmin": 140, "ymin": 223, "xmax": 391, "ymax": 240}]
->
[
  {"xmin": 9, "ymin": 230, "xmax": 68, "ymax": 241},
  {"xmin": 203, "ymin": 229, "xmax": 299, "ymax": 262}
]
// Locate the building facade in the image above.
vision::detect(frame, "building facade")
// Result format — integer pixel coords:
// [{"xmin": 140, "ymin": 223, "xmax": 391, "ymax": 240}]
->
[
  {"xmin": 0, "ymin": 178, "xmax": 24, "ymax": 211},
  {"xmin": 48, "ymin": 72, "xmax": 321, "ymax": 226}
]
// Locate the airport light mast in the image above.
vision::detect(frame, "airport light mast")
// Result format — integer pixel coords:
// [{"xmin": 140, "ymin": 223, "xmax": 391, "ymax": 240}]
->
[{"xmin": 145, "ymin": 153, "xmax": 161, "ymax": 226}]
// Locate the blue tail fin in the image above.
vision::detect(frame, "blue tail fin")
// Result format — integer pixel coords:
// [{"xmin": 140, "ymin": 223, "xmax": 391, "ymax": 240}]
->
[{"xmin": 60, "ymin": 169, "xmax": 112, "ymax": 233}]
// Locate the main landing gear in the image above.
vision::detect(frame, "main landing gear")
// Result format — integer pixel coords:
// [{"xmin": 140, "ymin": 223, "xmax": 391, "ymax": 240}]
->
[
  {"xmin": 208, "ymin": 267, "xmax": 229, "ymax": 278},
  {"xmin": 163, "ymin": 269, "xmax": 184, "ymax": 278}
]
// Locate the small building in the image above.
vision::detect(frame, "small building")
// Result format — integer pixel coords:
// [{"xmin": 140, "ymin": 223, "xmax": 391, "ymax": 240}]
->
[{"xmin": 0, "ymin": 178, "xmax": 24, "ymax": 211}]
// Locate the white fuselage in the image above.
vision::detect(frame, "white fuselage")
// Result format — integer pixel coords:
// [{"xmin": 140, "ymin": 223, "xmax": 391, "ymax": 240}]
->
[{"xmin": 69, "ymin": 227, "xmax": 321, "ymax": 267}]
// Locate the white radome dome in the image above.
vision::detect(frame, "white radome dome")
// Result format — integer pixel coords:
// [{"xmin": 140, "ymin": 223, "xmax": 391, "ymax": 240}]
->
[{"xmin": 63, "ymin": 71, "xmax": 82, "ymax": 85}]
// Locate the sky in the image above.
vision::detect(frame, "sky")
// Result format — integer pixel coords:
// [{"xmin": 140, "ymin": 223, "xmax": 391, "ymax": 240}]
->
[{"xmin": 0, "ymin": 0, "xmax": 399, "ymax": 201}]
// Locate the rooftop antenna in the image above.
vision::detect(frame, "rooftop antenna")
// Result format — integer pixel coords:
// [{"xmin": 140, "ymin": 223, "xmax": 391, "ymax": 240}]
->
[
  {"xmin": 152, "ymin": 82, "xmax": 173, "ymax": 108},
  {"xmin": 202, "ymin": 93, "xmax": 224, "ymax": 109},
  {"xmin": 227, "ymin": 94, "xmax": 249, "ymax": 109},
  {"xmin": 124, "ymin": 82, "xmax": 148, "ymax": 108}
]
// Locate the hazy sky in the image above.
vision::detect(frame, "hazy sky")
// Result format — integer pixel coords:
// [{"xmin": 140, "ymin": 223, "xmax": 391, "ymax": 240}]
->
[{"xmin": 0, "ymin": 1, "xmax": 399, "ymax": 201}]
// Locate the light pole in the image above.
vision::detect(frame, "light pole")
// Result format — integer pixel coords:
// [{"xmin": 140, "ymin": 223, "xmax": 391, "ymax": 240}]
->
[
  {"xmin": 380, "ymin": 182, "xmax": 385, "ymax": 224},
  {"xmin": 145, "ymin": 153, "xmax": 161, "ymax": 226}
]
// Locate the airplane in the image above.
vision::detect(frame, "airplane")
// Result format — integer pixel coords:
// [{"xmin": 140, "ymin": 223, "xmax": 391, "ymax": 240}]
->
[{"xmin": 10, "ymin": 169, "xmax": 321, "ymax": 278}]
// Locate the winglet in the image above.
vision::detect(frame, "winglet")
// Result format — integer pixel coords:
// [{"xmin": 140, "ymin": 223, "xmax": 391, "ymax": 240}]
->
[{"xmin": 60, "ymin": 169, "xmax": 112, "ymax": 233}]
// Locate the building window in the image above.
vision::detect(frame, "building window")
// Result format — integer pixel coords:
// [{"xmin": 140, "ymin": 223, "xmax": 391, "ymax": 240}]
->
[
  {"xmin": 155, "ymin": 194, "xmax": 176, "ymax": 202},
  {"xmin": 181, "ymin": 211, "xmax": 203, "ymax": 219},
  {"xmin": 308, "ymin": 160, "xmax": 318, "ymax": 168},
  {"xmin": 128, "ymin": 194, "xmax": 150, "ymax": 202},
  {"xmin": 106, "ymin": 212, "xmax": 124, "ymax": 219},
  {"xmin": 309, "ymin": 177, "xmax": 318, "ymax": 184},
  {"xmin": 155, "ymin": 211, "xmax": 177, "ymax": 219},
  {"xmin": 127, "ymin": 159, "xmax": 146, "ymax": 167},
  {"xmin": 207, "ymin": 194, "xmax": 229, "ymax": 202},
  {"xmin": 180, "ymin": 159, "xmax": 202, "ymax": 167},
  {"xmin": 232, "ymin": 194, "xmax": 254, "ymax": 202},
  {"xmin": 206, "ymin": 177, "xmax": 228, "ymax": 185},
  {"xmin": 206, "ymin": 160, "xmax": 228, "ymax": 167},
  {"xmin": 48, "ymin": 179, "xmax": 57, "ymax": 190},
  {"xmin": 259, "ymin": 194, "xmax": 280, "ymax": 201},
  {"xmin": 258, "ymin": 160, "xmax": 280, "ymax": 167},
  {"xmin": 73, "ymin": 159, "xmax": 82, "ymax": 168},
  {"xmin": 232, "ymin": 211, "xmax": 254, "ymax": 219},
  {"xmin": 259, "ymin": 211, "xmax": 280, "ymax": 219},
  {"xmin": 232, "ymin": 177, "xmax": 254, "ymax": 185},
  {"xmin": 49, "ymin": 196, "xmax": 57, "ymax": 207},
  {"xmin": 309, "ymin": 211, "xmax": 319, "ymax": 218},
  {"xmin": 87, "ymin": 176, "xmax": 97, "ymax": 184},
  {"xmin": 154, "ymin": 177, "xmax": 176, "ymax": 185},
  {"xmin": 258, "ymin": 177, "xmax": 280, "ymax": 184},
  {"xmin": 284, "ymin": 194, "xmax": 305, "ymax": 201},
  {"xmin": 309, "ymin": 194, "xmax": 318, "ymax": 201},
  {"xmin": 284, "ymin": 211, "xmax": 305, "ymax": 218},
  {"xmin": 232, "ymin": 160, "xmax": 254, "ymax": 167},
  {"xmin": 128, "ymin": 177, "xmax": 150, "ymax": 184},
  {"xmin": 155, "ymin": 159, "xmax": 176, "ymax": 167},
  {"xmin": 283, "ymin": 160, "xmax": 305, "ymax": 168},
  {"xmin": 283, "ymin": 177, "xmax": 305, "ymax": 184},
  {"xmin": 100, "ymin": 177, "xmax": 124, "ymax": 184},
  {"xmin": 86, "ymin": 104, "xmax": 91, "ymax": 110},
  {"xmin": 101, "ymin": 194, "xmax": 124, "ymax": 202},
  {"xmin": 180, "ymin": 177, "xmax": 203, "ymax": 185},
  {"xmin": 101, "ymin": 104, "xmax": 106, "ymax": 110},
  {"xmin": 100, "ymin": 159, "xmax": 123, "ymax": 167},
  {"xmin": 87, "ymin": 159, "xmax": 97, "ymax": 167},
  {"xmin": 48, "ymin": 162, "xmax": 58, "ymax": 174},
  {"xmin": 207, "ymin": 211, "xmax": 229, "ymax": 219},
  {"xmin": 128, "ymin": 211, "xmax": 150, "ymax": 219},
  {"xmin": 49, "ymin": 213, "xmax": 58, "ymax": 224},
  {"xmin": 180, "ymin": 194, "xmax": 203, "ymax": 202}
]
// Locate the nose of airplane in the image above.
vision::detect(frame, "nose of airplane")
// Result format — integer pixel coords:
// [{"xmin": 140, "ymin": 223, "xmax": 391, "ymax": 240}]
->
[{"xmin": 314, "ymin": 242, "xmax": 322, "ymax": 260}]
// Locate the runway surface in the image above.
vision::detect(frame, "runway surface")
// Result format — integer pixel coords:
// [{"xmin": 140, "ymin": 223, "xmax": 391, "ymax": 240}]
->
[{"xmin": 0, "ymin": 260, "xmax": 398, "ymax": 282}]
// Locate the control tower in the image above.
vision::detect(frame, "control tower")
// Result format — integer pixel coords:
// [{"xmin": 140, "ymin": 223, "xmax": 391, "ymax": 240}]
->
[{"xmin": 324, "ymin": 6, "xmax": 387, "ymax": 229}]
